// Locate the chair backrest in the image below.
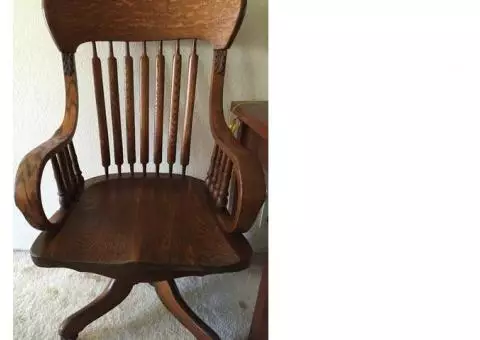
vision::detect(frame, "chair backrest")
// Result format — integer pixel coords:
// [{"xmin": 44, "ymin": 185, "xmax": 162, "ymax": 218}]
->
[
  {"xmin": 44, "ymin": 0, "xmax": 246, "ymax": 52},
  {"xmin": 43, "ymin": 0, "xmax": 246, "ymax": 183}
]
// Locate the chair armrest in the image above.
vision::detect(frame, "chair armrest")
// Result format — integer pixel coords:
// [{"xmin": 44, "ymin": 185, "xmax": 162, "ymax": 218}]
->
[
  {"xmin": 15, "ymin": 60, "xmax": 81, "ymax": 231},
  {"xmin": 212, "ymin": 108, "xmax": 266, "ymax": 233},
  {"xmin": 209, "ymin": 49, "xmax": 266, "ymax": 233},
  {"xmin": 14, "ymin": 132, "xmax": 71, "ymax": 231}
]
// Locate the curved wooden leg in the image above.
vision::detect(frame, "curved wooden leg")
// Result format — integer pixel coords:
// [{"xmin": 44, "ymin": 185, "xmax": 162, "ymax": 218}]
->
[
  {"xmin": 59, "ymin": 279, "xmax": 134, "ymax": 340},
  {"xmin": 154, "ymin": 280, "xmax": 220, "ymax": 340}
]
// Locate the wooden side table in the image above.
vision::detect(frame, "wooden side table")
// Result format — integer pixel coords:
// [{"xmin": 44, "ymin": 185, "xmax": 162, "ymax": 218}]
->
[{"xmin": 230, "ymin": 101, "xmax": 268, "ymax": 340}]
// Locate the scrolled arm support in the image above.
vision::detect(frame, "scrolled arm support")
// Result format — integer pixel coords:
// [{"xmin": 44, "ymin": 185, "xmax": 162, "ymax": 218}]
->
[
  {"xmin": 210, "ymin": 50, "xmax": 266, "ymax": 233},
  {"xmin": 15, "ymin": 135, "xmax": 71, "ymax": 230},
  {"xmin": 15, "ymin": 54, "xmax": 79, "ymax": 231}
]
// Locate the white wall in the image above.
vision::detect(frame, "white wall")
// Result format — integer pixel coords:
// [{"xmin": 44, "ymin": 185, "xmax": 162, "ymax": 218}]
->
[{"xmin": 13, "ymin": 1, "xmax": 268, "ymax": 250}]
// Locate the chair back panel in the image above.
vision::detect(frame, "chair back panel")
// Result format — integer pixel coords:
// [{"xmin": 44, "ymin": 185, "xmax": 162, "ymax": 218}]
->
[
  {"xmin": 87, "ymin": 39, "xmax": 206, "ymax": 177},
  {"xmin": 43, "ymin": 0, "xmax": 246, "ymax": 52},
  {"xmin": 43, "ymin": 0, "xmax": 241, "ymax": 194}
]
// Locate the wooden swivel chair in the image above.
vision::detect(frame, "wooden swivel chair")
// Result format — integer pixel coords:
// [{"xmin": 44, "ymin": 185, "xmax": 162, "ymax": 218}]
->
[{"xmin": 14, "ymin": 0, "xmax": 266, "ymax": 339}]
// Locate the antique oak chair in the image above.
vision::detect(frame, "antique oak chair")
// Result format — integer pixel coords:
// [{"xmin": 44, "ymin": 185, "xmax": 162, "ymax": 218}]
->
[{"xmin": 14, "ymin": 0, "xmax": 265, "ymax": 339}]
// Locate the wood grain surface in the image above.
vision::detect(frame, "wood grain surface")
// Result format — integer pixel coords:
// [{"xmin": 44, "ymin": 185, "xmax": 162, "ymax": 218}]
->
[
  {"xmin": 43, "ymin": 0, "xmax": 246, "ymax": 51},
  {"xmin": 15, "ymin": 2, "xmax": 266, "ymax": 338}
]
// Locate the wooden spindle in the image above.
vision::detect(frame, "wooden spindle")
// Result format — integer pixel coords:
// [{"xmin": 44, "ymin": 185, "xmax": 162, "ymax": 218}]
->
[
  {"xmin": 209, "ymin": 148, "xmax": 224, "ymax": 194},
  {"xmin": 125, "ymin": 42, "xmax": 135, "ymax": 176},
  {"xmin": 205, "ymin": 144, "xmax": 219, "ymax": 187},
  {"xmin": 180, "ymin": 39, "xmax": 198, "ymax": 176},
  {"xmin": 208, "ymin": 149, "xmax": 219, "ymax": 193},
  {"xmin": 67, "ymin": 142, "xmax": 84, "ymax": 190},
  {"xmin": 217, "ymin": 158, "xmax": 233, "ymax": 208},
  {"xmin": 154, "ymin": 41, "xmax": 165, "ymax": 176},
  {"xmin": 57, "ymin": 150, "xmax": 72, "ymax": 206},
  {"xmin": 108, "ymin": 41, "xmax": 123, "ymax": 175},
  {"xmin": 213, "ymin": 152, "xmax": 227, "ymax": 200},
  {"xmin": 167, "ymin": 40, "xmax": 182, "ymax": 176},
  {"xmin": 140, "ymin": 41, "xmax": 149, "ymax": 176},
  {"xmin": 63, "ymin": 148, "xmax": 76, "ymax": 197},
  {"xmin": 92, "ymin": 42, "xmax": 110, "ymax": 177},
  {"xmin": 51, "ymin": 155, "xmax": 67, "ymax": 208}
]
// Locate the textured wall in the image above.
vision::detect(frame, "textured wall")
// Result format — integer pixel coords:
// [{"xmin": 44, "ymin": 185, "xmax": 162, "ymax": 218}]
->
[{"xmin": 13, "ymin": 0, "xmax": 267, "ymax": 250}]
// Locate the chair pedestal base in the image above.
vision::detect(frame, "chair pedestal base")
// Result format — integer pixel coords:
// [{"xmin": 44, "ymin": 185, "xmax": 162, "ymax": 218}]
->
[
  {"xmin": 59, "ymin": 279, "xmax": 219, "ymax": 340},
  {"xmin": 153, "ymin": 280, "xmax": 220, "ymax": 340},
  {"xmin": 59, "ymin": 279, "xmax": 134, "ymax": 339}
]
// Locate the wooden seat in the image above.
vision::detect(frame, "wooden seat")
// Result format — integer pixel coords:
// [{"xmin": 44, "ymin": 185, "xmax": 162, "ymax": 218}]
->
[{"xmin": 31, "ymin": 175, "xmax": 252, "ymax": 280}]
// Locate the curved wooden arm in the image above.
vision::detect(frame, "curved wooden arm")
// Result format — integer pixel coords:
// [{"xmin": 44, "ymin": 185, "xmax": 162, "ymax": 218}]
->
[
  {"xmin": 210, "ymin": 50, "xmax": 266, "ymax": 233},
  {"xmin": 15, "ymin": 55, "xmax": 79, "ymax": 231},
  {"xmin": 15, "ymin": 134, "xmax": 70, "ymax": 230}
]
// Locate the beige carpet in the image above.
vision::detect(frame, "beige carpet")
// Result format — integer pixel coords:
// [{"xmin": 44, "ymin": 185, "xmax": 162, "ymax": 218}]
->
[{"xmin": 13, "ymin": 251, "xmax": 262, "ymax": 340}]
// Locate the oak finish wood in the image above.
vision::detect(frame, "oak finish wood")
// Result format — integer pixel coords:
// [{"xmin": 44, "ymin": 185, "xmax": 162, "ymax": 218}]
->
[
  {"xmin": 67, "ymin": 142, "xmax": 84, "ymax": 191},
  {"xmin": 43, "ymin": 0, "xmax": 247, "ymax": 52},
  {"xmin": 205, "ymin": 144, "xmax": 219, "ymax": 189},
  {"xmin": 154, "ymin": 280, "xmax": 220, "ymax": 339},
  {"xmin": 167, "ymin": 40, "xmax": 182, "ymax": 176},
  {"xmin": 218, "ymin": 157, "xmax": 233, "ymax": 208},
  {"xmin": 92, "ymin": 43, "xmax": 110, "ymax": 176},
  {"xmin": 209, "ymin": 50, "xmax": 266, "ymax": 233},
  {"xmin": 57, "ymin": 149, "xmax": 72, "ymax": 205},
  {"xmin": 15, "ymin": 1, "xmax": 265, "ymax": 339},
  {"xmin": 15, "ymin": 54, "xmax": 79, "ymax": 230},
  {"xmin": 124, "ymin": 42, "xmax": 136, "ymax": 175},
  {"xmin": 63, "ymin": 148, "xmax": 77, "ymax": 199},
  {"xmin": 231, "ymin": 101, "xmax": 268, "ymax": 140},
  {"xmin": 228, "ymin": 102, "xmax": 268, "ymax": 340},
  {"xmin": 140, "ymin": 42, "xmax": 149, "ymax": 175},
  {"xmin": 154, "ymin": 41, "xmax": 165, "ymax": 175},
  {"xmin": 108, "ymin": 41, "xmax": 124, "ymax": 175},
  {"xmin": 30, "ymin": 175, "xmax": 253, "ymax": 280},
  {"xmin": 213, "ymin": 152, "xmax": 227, "ymax": 201},
  {"xmin": 50, "ymin": 155, "xmax": 66, "ymax": 207},
  {"xmin": 208, "ymin": 148, "xmax": 222, "ymax": 195},
  {"xmin": 59, "ymin": 279, "xmax": 134, "ymax": 340},
  {"xmin": 180, "ymin": 39, "xmax": 199, "ymax": 176}
]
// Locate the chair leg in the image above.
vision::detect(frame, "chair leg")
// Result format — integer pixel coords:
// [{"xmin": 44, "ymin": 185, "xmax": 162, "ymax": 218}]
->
[
  {"xmin": 154, "ymin": 280, "xmax": 220, "ymax": 340},
  {"xmin": 59, "ymin": 279, "xmax": 134, "ymax": 340}
]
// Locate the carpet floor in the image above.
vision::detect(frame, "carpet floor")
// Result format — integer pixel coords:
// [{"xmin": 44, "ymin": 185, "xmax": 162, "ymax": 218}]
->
[{"xmin": 13, "ymin": 251, "xmax": 261, "ymax": 340}]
